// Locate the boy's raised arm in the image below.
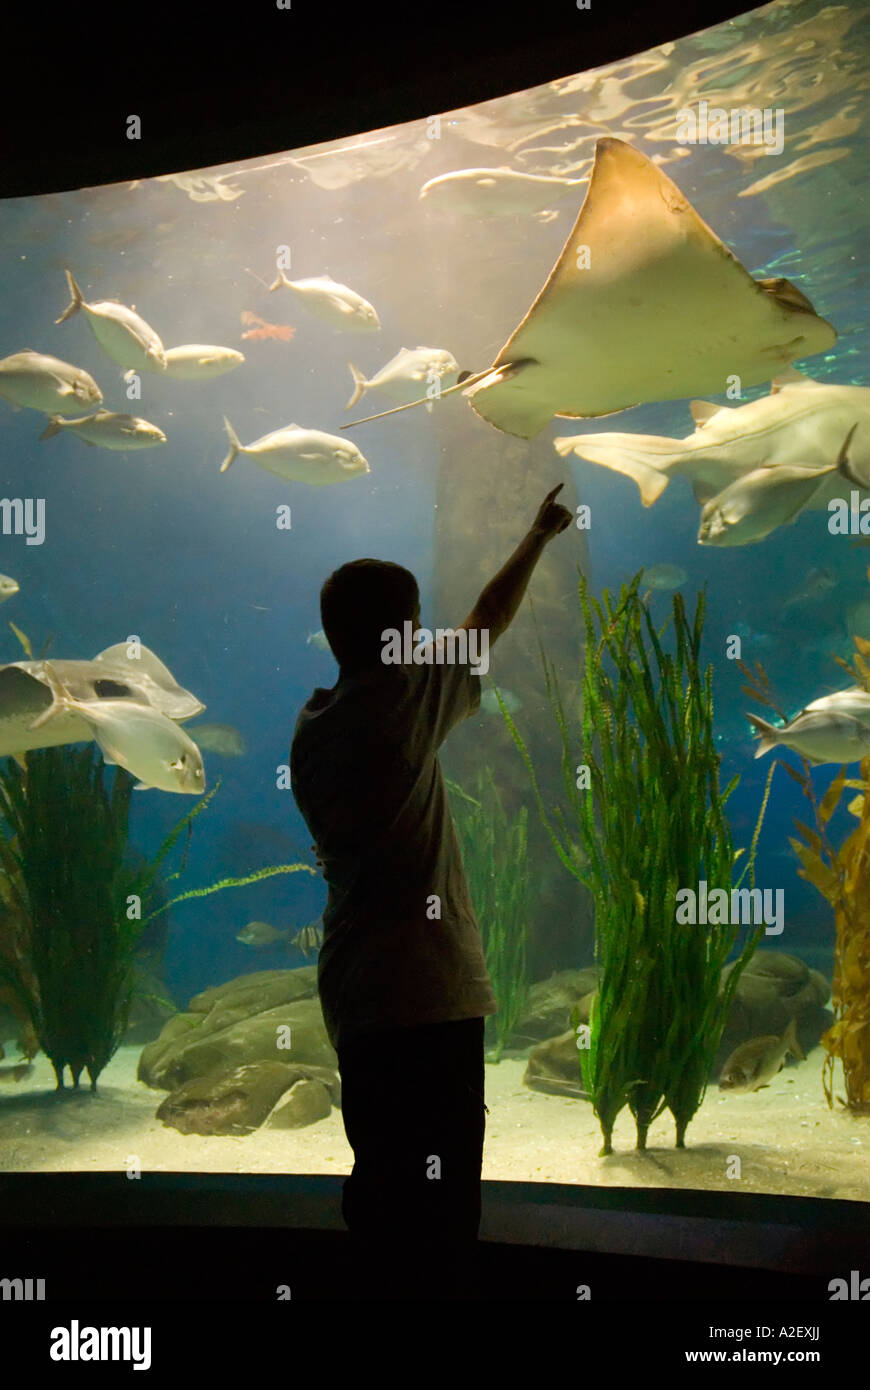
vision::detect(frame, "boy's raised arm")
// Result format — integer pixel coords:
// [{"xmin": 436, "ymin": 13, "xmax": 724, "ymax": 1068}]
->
[{"xmin": 457, "ymin": 484, "xmax": 573, "ymax": 646}]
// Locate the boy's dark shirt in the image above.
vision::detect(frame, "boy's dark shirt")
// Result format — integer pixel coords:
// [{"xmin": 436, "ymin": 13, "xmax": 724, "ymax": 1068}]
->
[{"xmin": 290, "ymin": 639, "xmax": 497, "ymax": 1049}]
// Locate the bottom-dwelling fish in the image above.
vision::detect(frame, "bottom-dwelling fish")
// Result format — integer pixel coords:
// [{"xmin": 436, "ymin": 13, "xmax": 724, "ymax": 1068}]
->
[
  {"xmin": 31, "ymin": 661, "xmax": 205, "ymax": 793},
  {"xmin": 719, "ymin": 1017, "xmax": 805, "ymax": 1093}
]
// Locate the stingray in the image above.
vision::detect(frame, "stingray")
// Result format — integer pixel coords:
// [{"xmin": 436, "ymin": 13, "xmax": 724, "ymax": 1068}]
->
[{"xmin": 342, "ymin": 138, "xmax": 837, "ymax": 440}]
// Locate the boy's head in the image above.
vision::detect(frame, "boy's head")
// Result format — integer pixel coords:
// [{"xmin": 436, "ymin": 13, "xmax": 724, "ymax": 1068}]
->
[{"xmin": 320, "ymin": 559, "xmax": 420, "ymax": 674}]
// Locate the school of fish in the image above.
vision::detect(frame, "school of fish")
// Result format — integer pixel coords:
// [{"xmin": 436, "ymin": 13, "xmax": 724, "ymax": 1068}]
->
[{"xmin": 0, "ymin": 137, "xmax": 865, "ymax": 793}]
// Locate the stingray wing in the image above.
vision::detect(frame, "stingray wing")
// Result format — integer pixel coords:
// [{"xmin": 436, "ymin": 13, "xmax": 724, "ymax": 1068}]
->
[{"xmin": 465, "ymin": 138, "xmax": 837, "ymax": 438}]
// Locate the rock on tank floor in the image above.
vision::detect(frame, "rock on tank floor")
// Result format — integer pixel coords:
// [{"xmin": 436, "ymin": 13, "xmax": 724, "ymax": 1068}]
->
[{"xmin": 0, "ymin": 1042, "xmax": 865, "ymax": 1201}]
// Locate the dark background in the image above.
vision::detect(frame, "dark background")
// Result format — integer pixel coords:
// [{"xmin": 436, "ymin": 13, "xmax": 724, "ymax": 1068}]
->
[{"xmin": 2, "ymin": 0, "xmax": 753, "ymax": 198}]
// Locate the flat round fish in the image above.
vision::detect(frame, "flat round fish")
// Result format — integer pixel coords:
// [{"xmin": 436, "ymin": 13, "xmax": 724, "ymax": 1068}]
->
[{"xmin": 465, "ymin": 139, "xmax": 837, "ymax": 437}]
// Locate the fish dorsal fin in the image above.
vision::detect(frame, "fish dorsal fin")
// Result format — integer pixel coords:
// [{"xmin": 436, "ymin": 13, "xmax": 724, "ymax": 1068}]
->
[
  {"xmin": 690, "ymin": 400, "xmax": 720, "ymax": 427},
  {"xmin": 770, "ymin": 366, "xmax": 812, "ymax": 393}
]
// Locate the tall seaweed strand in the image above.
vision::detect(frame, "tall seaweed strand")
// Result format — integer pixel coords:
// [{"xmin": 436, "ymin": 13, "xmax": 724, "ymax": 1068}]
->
[
  {"xmin": 501, "ymin": 572, "xmax": 764, "ymax": 1152},
  {"xmin": 447, "ymin": 769, "xmax": 529, "ymax": 1061},
  {"xmin": 0, "ymin": 750, "xmax": 314, "ymax": 1090}
]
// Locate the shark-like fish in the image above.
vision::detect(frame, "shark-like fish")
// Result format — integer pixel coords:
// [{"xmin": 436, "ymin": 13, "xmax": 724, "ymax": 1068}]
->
[
  {"xmin": 555, "ymin": 369, "xmax": 870, "ymax": 511},
  {"xmin": 697, "ymin": 425, "xmax": 857, "ymax": 546},
  {"xmin": 0, "ymin": 643, "xmax": 204, "ymax": 755},
  {"xmin": 32, "ymin": 662, "xmax": 205, "ymax": 794}
]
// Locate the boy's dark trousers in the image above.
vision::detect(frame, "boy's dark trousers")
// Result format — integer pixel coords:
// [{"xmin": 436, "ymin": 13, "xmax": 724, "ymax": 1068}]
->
[{"xmin": 337, "ymin": 1016, "xmax": 486, "ymax": 1300}]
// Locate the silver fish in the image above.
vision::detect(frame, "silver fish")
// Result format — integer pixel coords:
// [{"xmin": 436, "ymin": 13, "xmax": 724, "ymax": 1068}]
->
[
  {"xmin": 0, "ymin": 350, "xmax": 103, "ymax": 416},
  {"xmin": 0, "ymin": 575, "xmax": 19, "ymax": 604},
  {"xmin": 40, "ymin": 411, "xmax": 166, "ymax": 450},
  {"xmin": 31, "ymin": 662, "xmax": 205, "ymax": 794},
  {"xmin": 220, "ymin": 418, "xmax": 369, "ymax": 485},
  {"xmin": 698, "ymin": 426, "xmax": 857, "ymax": 547},
  {"xmin": 719, "ymin": 1018, "xmax": 805, "ymax": 1093},
  {"xmin": 306, "ymin": 629, "xmax": 332, "ymax": 652},
  {"xmin": 56, "ymin": 270, "xmax": 167, "ymax": 372},
  {"xmin": 269, "ymin": 272, "xmax": 380, "ymax": 332},
  {"xmin": 0, "ymin": 643, "xmax": 204, "ymax": 756},
  {"xmin": 749, "ymin": 685, "xmax": 870, "ymax": 764},
  {"xmin": 186, "ymin": 722, "xmax": 246, "ymax": 756},
  {"xmin": 346, "ymin": 347, "xmax": 460, "ymax": 410},
  {"xmin": 124, "ymin": 344, "xmax": 245, "ymax": 381},
  {"xmin": 418, "ymin": 167, "xmax": 586, "ymax": 218}
]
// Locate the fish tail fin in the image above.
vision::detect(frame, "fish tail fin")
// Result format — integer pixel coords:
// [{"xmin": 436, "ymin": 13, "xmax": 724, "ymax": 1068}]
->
[
  {"xmin": 553, "ymin": 432, "xmax": 692, "ymax": 507},
  {"xmin": 220, "ymin": 417, "xmax": 242, "ymax": 473},
  {"xmin": 784, "ymin": 1016, "xmax": 806, "ymax": 1062},
  {"xmin": 746, "ymin": 713, "xmax": 779, "ymax": 758},
  {"xmin": 56, "ymin": 269, "xmax": 83, "ymax": 325},
  {"xmin": 345, "ymin": 363, "xmax": 368, "ymax": 410},
  {"xmin": 29, "ymin": 661, "xmax": 74, "ymax": 730},
  {"xmin": 39, "ymin": 416, "xmax": 64, "ymax": 442},
  {"xmin": 268, "ymin": 273, "xmax": 287, "ymax": 293}
]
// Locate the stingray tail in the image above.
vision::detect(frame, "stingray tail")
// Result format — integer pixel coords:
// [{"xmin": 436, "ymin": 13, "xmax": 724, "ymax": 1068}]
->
[
  {"xmin": 746, "ymin": 713, "xmax": 780, "ymax": 759},
  {"xmin": 346, "ymin": 363, "xmax": 368, "ymax": 410},
  {"xmin": 56, "ymin": 269, "xmax": 84, "ymax": 324},
  {"xmin": 220, "ymin": 417, "xmax": 243, "ymax": 473},
  {"xmin": 341, "ymin": 367, "xmax": 496, "ymax": 430},
  {"xmin": 553, "ymin": 432, "xmax": 695, "ymax": 507}
]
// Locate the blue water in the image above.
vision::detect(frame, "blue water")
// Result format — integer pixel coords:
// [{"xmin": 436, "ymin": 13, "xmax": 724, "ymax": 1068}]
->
[{"xmin": 0, "ymin": 0, "xmax": 868, "ymax": 1009}]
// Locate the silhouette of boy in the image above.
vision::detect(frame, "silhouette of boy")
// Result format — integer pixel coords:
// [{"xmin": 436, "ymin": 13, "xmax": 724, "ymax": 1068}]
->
[{"xmin": 290, "ymin": 485, "xmax": 572, "ymax": 1298}]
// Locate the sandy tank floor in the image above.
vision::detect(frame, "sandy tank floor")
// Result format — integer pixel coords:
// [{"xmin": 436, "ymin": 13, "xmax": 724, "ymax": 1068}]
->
[{"xmin": 0, "ymin": 1042, "xmax": 867, "ymax": 1202}]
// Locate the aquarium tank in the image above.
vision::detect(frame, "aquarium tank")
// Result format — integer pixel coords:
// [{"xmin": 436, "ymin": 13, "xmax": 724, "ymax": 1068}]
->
[{"xmin": 0, "ymin": 0, "xmax": 868, "ymax": 1209}]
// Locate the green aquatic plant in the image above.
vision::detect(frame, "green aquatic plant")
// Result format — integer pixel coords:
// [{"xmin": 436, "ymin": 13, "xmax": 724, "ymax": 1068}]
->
[
  {"xmin": 0, "ymin": 747, "xmax": 314, "ymax": 1091},
  {"xmin": 447, "ymin": 768, "xmax": 529, "ymax": 1062},
  {"xmin": 742, "ymin": 643, "xmax": 870, "ymax": 1113},
  {"xmin": 502, "ymin": 572, "xmax": 764, "ymax": 1152}
]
